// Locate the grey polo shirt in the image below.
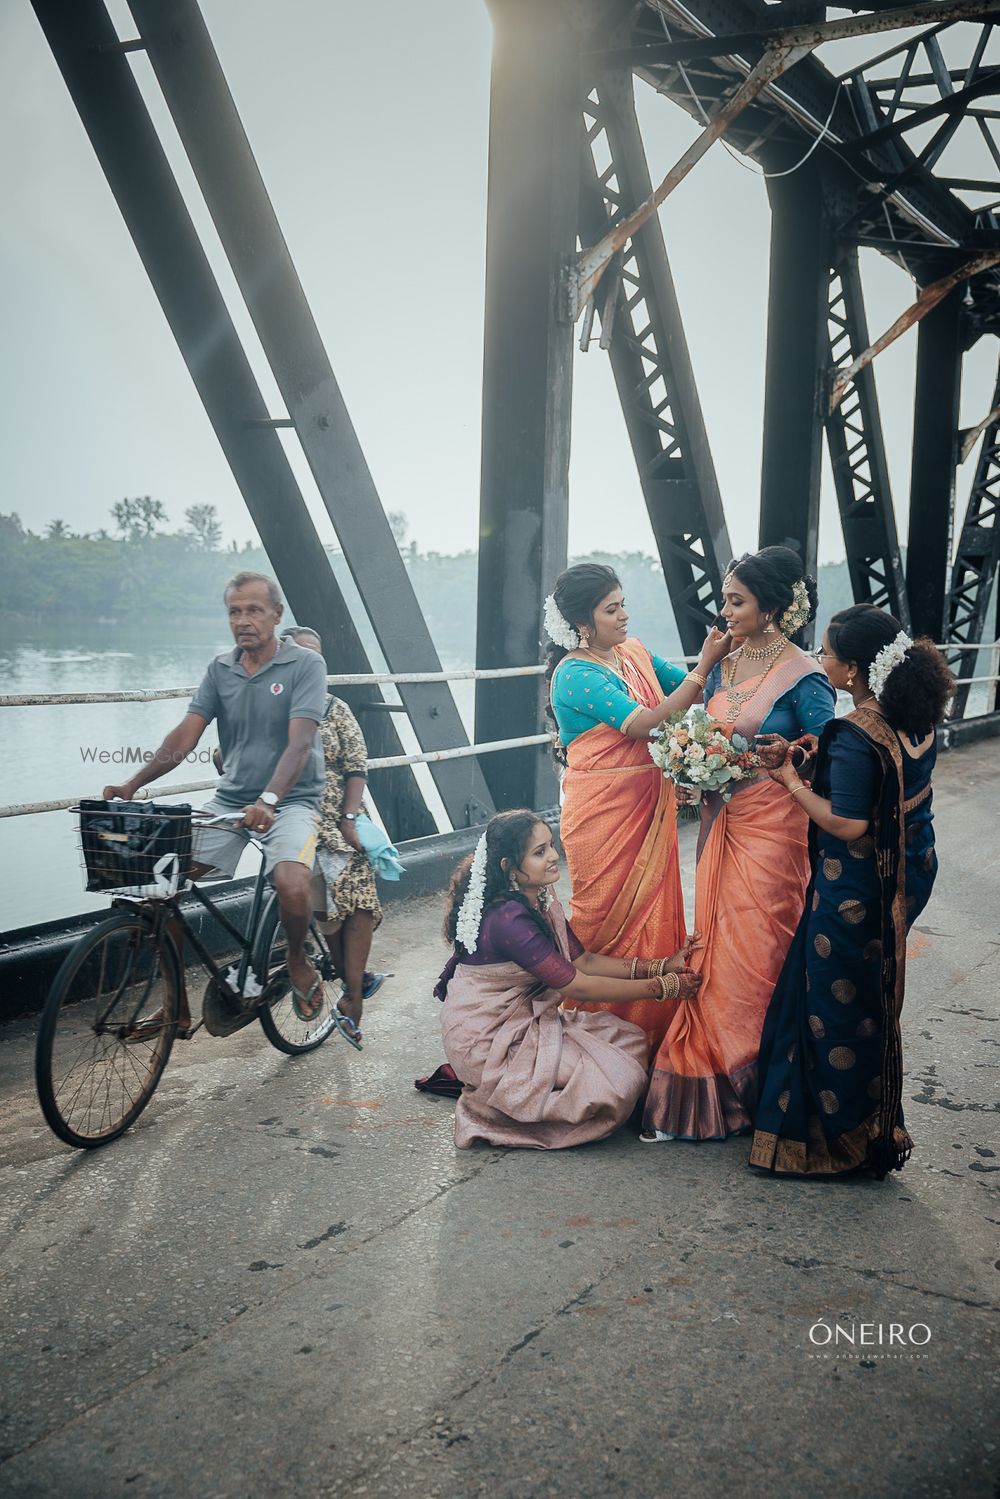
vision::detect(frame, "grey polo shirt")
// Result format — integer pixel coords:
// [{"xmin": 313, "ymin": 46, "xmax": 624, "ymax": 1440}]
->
[{"xmin": 188, "ymin": 638, "xmax": 327, "ymax": 809}]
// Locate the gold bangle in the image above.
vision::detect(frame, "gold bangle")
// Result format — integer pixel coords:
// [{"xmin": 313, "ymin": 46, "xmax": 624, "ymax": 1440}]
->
[
  {"xmin": 655, "ymin": 971, "xmax": 680, "ymax": 1002},
  {"xmin": 788, "ymin": 782, "xmax": 808, "ymax": 798},
  {"xmin": 685, "ymin": 671, "xmax": 706, "ymax": 688},
  {"xmin": 629, "ymin": 957, "xmax": 640, "ymax": 980}
]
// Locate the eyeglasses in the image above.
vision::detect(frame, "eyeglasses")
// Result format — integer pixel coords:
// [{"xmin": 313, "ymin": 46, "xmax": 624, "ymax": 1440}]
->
[{"xmin": 811, "ymin": 648, "xmax": 835, "ymax": 661}]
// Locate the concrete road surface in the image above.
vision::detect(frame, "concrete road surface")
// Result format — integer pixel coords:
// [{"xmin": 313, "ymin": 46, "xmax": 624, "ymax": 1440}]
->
[{"xmin": 1, "ymin": 742, "xmax": 998, "ymax": 1498}]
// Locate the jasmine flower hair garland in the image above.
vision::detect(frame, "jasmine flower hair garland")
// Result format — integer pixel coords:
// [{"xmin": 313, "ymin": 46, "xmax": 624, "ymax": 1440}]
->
[
  {"xmin": 456, "ymin": 831, "xmax": 489, "ymax": 953},
  {"xmin": 868, "ymin": 631, "xmax": 913, "ymax": 698},
  {"xmin": 543, "ymin": 594, "xmax": 580, "ymax": 651}
]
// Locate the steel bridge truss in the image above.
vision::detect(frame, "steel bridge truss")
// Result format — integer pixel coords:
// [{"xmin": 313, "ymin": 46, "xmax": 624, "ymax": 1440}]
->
[
  {"xmin": 946, "ymin": 355, "xmax": 1000, "ymax": 713},
  {"xmin": 32, "ymin": 0, "xmax": 1000, "ymax": 800},
  {"xmin": 578, "ymin": 70, "xmax": 733, "ymax": 655}
]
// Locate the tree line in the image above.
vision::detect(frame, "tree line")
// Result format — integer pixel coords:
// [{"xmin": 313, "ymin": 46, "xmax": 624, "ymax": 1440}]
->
[{"xmin": 0, "ymin": 499, "xmax": 858, "ymax": 662}]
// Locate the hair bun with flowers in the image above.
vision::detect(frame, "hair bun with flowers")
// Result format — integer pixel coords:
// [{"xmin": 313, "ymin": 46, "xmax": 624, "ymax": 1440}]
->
[
  {"xmin": 868, "ymin": 630, "xmax": 913, "ymax": 698},
  {"xmin": 543, "ymin": 594, "xmax": 580, "ymax": 651},
  {"xmin": 455, "ymin": 831, "xmax": 488, "ymax": 953},
  {"xmin": 779, "ymin": 578, "xmax": 813, "ymax": 638}
]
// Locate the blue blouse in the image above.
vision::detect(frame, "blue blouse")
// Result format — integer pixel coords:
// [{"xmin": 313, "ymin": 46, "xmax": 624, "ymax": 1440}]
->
[
  {"xmin": 551, "ymin": 649, "xmax": 687, "ymax": 747},
  {"xmin": 704, "ymin": 662, "xmax": 836, "ymax": 740},
  {"xmin": 827, "ymin": 728, "xmax": 936, "ymax": 820}
]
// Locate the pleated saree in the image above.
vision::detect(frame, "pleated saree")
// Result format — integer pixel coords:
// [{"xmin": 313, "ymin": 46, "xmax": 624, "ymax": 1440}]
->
[
  {"xmin": 438, "ymin": 896, "xmax": 648, "ymax": 1150},
  {"xmin": 643, "ymin": 652, "xmax": 835, "ymax": 1139},
  {"xmin": 749, "ymin": 708, "xmax": 938, "ymax": 1178},
  {"xmin": 554, "ymin": 639, "xmax": 686, "ymax": 1051}
]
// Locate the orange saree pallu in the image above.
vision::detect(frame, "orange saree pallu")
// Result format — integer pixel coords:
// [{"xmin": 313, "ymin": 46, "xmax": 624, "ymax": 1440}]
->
[
  {"xmin": 643, "ymin": 656, "xmax": 818, "ymax": 1138},
  {"xmin": 558, "ymin": 640, "xmax": 685, "ymax": 1051}
]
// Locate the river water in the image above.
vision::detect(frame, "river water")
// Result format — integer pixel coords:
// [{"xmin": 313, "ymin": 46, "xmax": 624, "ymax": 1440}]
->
[
  {"xmin": 0, "ymin": 620, "xmax": 476, "ymax": 932},
  {"xmin": 3, "ymin": 618, "xmax": 991, "ymax": 933}
]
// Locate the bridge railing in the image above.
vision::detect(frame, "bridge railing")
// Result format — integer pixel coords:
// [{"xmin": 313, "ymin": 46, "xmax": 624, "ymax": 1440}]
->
[{"xmin": 1, "ymin": 649, "xmax": 997, "ymax": 821}]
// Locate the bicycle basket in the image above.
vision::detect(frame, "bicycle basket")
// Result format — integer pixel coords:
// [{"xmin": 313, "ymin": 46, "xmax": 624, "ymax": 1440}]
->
[{"xmin": 78, "ymin": 801, "xmax": 194, "ymax": 896}]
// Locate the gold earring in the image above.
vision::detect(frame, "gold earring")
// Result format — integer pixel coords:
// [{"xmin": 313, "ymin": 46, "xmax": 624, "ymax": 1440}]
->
[
  {"xmin": 846, "ymin": 670, "xmax": 855, "ymax": 688},
  {"xmin": 763, "ymin": 617, "xmax": 775, "ymax": 635},
  {"xmin": 579, "ymin": 628, "xmax": 590, "ymax": 647}
]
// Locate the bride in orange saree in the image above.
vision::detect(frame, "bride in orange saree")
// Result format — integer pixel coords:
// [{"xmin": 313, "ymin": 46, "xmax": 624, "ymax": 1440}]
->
[
  {"xmin": 545, "ymin": 564, "xmax": 732, "ymax": 1051},
  {"xmin": 642, "ymin": 546, "xmax": 836, "ymax": 1140}
]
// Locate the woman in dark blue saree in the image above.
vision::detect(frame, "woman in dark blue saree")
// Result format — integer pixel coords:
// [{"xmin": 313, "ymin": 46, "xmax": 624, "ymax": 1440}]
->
[{"xmin": 749, "ymin": 605, "xmax": 955, "ymax": 1179}]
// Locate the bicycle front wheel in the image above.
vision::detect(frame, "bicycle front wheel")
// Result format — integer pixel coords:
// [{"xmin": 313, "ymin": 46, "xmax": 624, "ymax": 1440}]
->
[
  {"xmin": 35, "ymin": 911, "xmax": 180, "ymax": 1148},
  {"xmin": 255, "ymin": 895, "xmax": 340, "ymax": 1055}
]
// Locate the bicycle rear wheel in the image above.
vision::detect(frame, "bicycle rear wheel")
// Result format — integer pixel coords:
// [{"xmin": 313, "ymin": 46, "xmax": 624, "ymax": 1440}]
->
[
  {"xmin": 35, "ymin": 910, "xmax": 180, "ymax": 1148},
  {"xmin": 255, "ymin": 895, "xmax": 340, "ymax": 1055}
]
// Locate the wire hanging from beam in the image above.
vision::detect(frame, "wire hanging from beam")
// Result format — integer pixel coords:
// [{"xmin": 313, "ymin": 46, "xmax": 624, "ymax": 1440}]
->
[{"xmin": 655, "ymin": 9, "xmax": 842, "ymax": 179}]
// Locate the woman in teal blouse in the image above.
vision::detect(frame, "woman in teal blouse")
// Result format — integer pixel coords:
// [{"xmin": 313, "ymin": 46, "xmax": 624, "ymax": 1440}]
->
[{"xmin": 543, "ymin": 563, "xmax": 731, "ymax": 1052}]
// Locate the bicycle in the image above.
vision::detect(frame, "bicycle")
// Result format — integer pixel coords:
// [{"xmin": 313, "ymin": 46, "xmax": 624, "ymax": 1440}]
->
[{"xmin": 35, "ymin": 802, "xmax": 342, "ymax": 1149}]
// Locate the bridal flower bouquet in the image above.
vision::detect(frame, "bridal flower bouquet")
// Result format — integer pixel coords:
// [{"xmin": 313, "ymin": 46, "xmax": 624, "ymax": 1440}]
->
[{"xmin": 648, "ymin": 707, "xmax": 759, "ymax": 805}]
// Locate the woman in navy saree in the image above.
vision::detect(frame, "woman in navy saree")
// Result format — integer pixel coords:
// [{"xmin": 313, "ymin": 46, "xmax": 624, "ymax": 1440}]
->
[{"xmin": 749, "ymin": 606, "xmax": 955, "ymax": 1179}]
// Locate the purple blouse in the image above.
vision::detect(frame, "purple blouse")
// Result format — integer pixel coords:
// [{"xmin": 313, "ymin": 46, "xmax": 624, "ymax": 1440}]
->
[{"xmin": 460, "ymin": 900, "xmax": 584, "ymax": 990}]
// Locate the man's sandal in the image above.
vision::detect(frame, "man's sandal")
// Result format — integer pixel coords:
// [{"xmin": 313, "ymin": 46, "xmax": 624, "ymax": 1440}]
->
[
  {"xmin": 333, "ymin": 1008, "xmax": 363, "ymax": 1051},
  {"xmin": 290, "ymin": 975, "xmax": 325, "ymax": 1022}
]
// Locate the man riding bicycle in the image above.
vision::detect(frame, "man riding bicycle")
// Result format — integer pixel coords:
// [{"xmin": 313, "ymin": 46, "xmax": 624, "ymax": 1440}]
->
[{"xmin": 103, "ymin": 571, "xmax": 328, "ymax": 1028}]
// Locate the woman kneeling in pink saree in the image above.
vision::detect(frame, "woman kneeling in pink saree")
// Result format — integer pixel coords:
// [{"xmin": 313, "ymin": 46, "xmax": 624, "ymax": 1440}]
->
[{"xmin": 436, "ymin": 810, "xmax": 700, "ymax": 1149}]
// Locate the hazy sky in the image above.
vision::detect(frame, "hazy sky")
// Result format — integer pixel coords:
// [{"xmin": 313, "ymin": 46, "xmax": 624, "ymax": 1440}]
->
[{"xmin": 1, "ymin": 1, "xmax": 996, "ymax": 567}]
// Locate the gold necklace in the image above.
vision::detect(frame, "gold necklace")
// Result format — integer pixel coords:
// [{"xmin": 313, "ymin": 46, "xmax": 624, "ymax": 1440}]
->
[
  {"xmin": 741, "ymin": 633, "xmax": 788, "ymax": 662},
  {"xmin": 722, "ymin": 645, "xmax": 785, "ymax": 724}
]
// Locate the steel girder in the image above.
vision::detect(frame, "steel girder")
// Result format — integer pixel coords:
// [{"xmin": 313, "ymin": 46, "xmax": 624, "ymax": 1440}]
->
[
  {"xmin": 907, "ymin": 289, "xmax": 965, "ymax": 638},
  {"xmin": 945, "ymin": 351, "xmax": 1000, "ymax": 715},
  {"xmin": 125, "ymin": 0, "xmax": 494, "ymax": 832},
  {"xmin": 577, "ymin": 69, "xmax": 733, "ymax": 652},
  {"xmin": 759, "ymin": 163, "xmax": 828, "ymax": 594},
  {"xmin": 29, "ymin": 0, "xmax": 436, "ymax": 842},
  {"xmin": 475, "ymin": 0, "xmax": 581, "ymax": 812},
  {"xmin": 824, "ymin": 250, "xmax": 910, "ymax": 626}
]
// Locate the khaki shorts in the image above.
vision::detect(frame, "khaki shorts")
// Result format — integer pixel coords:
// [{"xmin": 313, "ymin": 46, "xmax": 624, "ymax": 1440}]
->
[{"xmin": 192, "ymin": 797, "xmax": 319, "ymax": 880}]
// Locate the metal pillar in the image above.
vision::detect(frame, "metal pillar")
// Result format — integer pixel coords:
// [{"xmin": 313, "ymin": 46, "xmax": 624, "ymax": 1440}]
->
[
  {"xmin": 475, "ymin": 0, "xmax": 581, "ymax": 810},
  {"xmin": 578, "ymin": 70, "xmax": 733, "ymax": 655},
  {"xmin": 760, "ymin": 165, "xmax": 828, "ymax": 592},
  {"xmin": 907, "ymin": 287, "xmax": 963, "ymax": 639},
  {"xmin": 128, "ymin": 0, "xmax": 494, "ymax": 830},
  {"xmin": 944, "ymin": 352, "xmax": 1000, "ymax": 716},
  {"xmin": 824, "ymin": 250, "xmax": 910, "ymax": 628},
  {"xmin": 30, "ymin": 0, "xmax": 434, "ymax": 840}
]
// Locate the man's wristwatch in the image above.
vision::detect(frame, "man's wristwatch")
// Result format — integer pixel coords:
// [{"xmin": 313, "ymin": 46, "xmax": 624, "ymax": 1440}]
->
[
  {"xmin": 259, "ymin": 792, "xmax": 279, "ymax": 808},
  {"xmin": 341, "ymin": 811, "xmax": 358, "ymax": 822}
]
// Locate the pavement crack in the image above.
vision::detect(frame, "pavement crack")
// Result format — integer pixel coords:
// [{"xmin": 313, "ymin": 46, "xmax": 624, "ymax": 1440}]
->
[
  {"xmin": 299, "ymin": 1222, "xmax": 348, "ymax": 1250},
  {"xmin": 767, "ymin": 1250, "xmax": 998, "ymax": 1312}
]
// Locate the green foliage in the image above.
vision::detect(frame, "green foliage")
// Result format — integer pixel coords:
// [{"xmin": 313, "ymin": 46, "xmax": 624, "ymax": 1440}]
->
[
  {"xmin": 184, "ymin": 504, "xmax": 223, "ymax": 552},
  {"xmin": 1, "ymin": 502, "xmax": 862, "ymax": 660},
  {"xmin": 112, "ymin": 495, "xmax": 168, "ymax": 541}
]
